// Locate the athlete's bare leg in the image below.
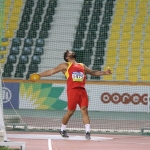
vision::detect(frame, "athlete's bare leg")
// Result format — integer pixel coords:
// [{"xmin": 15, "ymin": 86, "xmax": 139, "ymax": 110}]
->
[
  {"xmin": 80, "ymin": 106, "xmax": 90, "ymax": 124},
  {"xmin": 62, "ymin": 109, "xmax": 75, "ymax": 125}
]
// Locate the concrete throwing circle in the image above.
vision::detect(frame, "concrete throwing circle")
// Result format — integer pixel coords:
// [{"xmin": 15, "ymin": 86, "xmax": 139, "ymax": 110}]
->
[{"xmin": 7, "ymin": 134, "xmax": 113, "ymax": 141}]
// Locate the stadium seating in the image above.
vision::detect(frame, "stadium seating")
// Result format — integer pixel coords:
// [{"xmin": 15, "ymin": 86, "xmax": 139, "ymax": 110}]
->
[
  {"xmin": 34, "ymin": 47, "xmax": 44, "ymax": 55},
  {"xmin": 19, "ymin": 55, "xmax": 29, "ymax": 64},
  {"xmin": 1, "ymin": 0, "xmax": 149, "ymax": 82},
  {"xmin": 0, "ymin": 46, "xmax": 7, "ymax": 55},
  {"xmin": 15, "ymin": 0, "xmax": 57, "ymax": 78},
  {"xmin": 102, "ymin": 0, "xmax": 150, "ymax": 82},
  {"xmin": 3, "ymin": 63, "xmax": 13, "ymax": 73},
  {"xmin": 7, "ymin": 55, "xmax": 17, "ymax": 64},
  {"xmin": 15, "ymin": 64, "xmax": 26, "ymax": 74},
  {"xmin": 10, "ymin": 46, "xmax": 19, "ymax": 55},
  {"xmin": 22, "ymin": 47, "xmax": 32, "ymax": 55}
]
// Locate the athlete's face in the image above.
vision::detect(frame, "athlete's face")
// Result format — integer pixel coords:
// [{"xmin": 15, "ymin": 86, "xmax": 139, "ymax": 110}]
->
[{"xmin": 67, "ymin": 51, "xmax": 76, "ymax": 60}]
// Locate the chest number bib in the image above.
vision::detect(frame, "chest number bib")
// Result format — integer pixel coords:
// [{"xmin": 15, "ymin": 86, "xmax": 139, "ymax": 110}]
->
[{"xmin": 72, "ymin": 72, "xmax": 84, "ymax": 82}]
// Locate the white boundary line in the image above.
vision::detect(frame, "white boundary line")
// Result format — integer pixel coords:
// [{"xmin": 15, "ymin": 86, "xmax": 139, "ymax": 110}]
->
[
  {"xmin": 48, "ymin": 139, "xmax": 52, "ymax": 150},
  {"xmin": 7, "ymin": 134, "xmax": 113, "ymax": 141}
]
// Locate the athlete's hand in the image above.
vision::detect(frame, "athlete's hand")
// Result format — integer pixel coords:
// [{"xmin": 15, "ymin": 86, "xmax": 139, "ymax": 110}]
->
[{"xmin": 105, "ymin": 69, "xmax": 112, "ymax": 75}]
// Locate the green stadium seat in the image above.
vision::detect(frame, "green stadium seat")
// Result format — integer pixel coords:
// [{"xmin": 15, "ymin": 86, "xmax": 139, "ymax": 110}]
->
[
  {"xmin": 33, "ymin": 14, "xmax": 42, "ymax": 23},
  {"xmin": 19, "ymin": 21, "xmax": 29, "ymax": 30},
  {"xmin": 34, "ymin": 7, "xmax": 44, "ymax": 16},
  {"xmin": 81, "ymin": 8, "xmax": 90, "ymax": 17},
  {"xmin": 96, "ymin": 40, "xmax": 106, "ymax": 49},
  {"xmin": 99, "ymin": 24, "xmax": 109, "ymax": 33},
  {"xmin": 84, "ymin": 48, "xmax": 93, "ymax": 56},
  {"xmin": 73, "ymin": 39, "xmax": 83, "ymax": 49},
  {"xmin": 28, "ymin": 63, "xmax": 38, "ymax": 73},
  {"xmin": 34, "ymin": 47, "xmax": 44, "ymax": 55},
  {"xmin": 84, "ymin": 40, "xmax": 94, "ymax": 49},
  {"xmin": 93, "ymin": 8, "xmax": 102, "ymax": 16},
  {"xmin": 91, "ymin": 15, "xmax": 100, "ymax": 24},
  {"xmin": 19, "ymin": 55, "xmax": 29, "ymax": 64},
  {"xmin": 39, "ymin": 30, "xmax": 49, "ymax": 39},
  {"xmin": 44, "ymin": 15, "xmax": 53, "ymax": 24},
  {"xmin": 10, "ymin": 47, "xmax": 19, "ymax": 55},
  {"xmin": 102, "ymin": 16, "xmax": 112, "ymax": 25},
  {"xmin": 31, "ymin": 55, "xmax": 41, "ymax": 64},
  {"xmin": 46, "ymin": 7, "xmax": 55, "ymax": 16},
  {"xmin": 90, "ymin": 76, "xmax": 101, "ymax": 80},
  {"xmin": 7, "ymin": 55, "xmax": 17, "ymax": 64},
  {"xmin": 73, "ymin": 50, "xmax": 84, "ymax": 62},
  {"xmin": 24, "ymin": 38, "xmax": 33, "ymax": 47},
  {"xmin": 12, "ymin": 38, "xmax": 21, "ymax": 47},
  {"xmin": 79, "ymin": 16, "xmax": 88, "ymax": 24},
  {"xmin": 88, "ymin": 23, "xmax": 97, "ymax": 32},
  {"xmin": 0, "ymin": 46, "xmax": 6, "ymax": 51},
  {"xmin": 27, "ymin": 30, "xmax": 37, "ymax": 38},
  {"xmin": 25, "ymin": 0, "xmax": 34, "ymax": 8},
  {"xmin": 83, "ymin": 0, "xmax": 92, "ymax": 9},
  {"xmin": 22, "ymin": 47, "xmax": 31, "ymax": 55},
  {"xmin": 86, "ymin": 31, "xmax": 96, "ymax": 40},
  {"xmin": 14, "ymin": 72, "xmax": 24, "ymax": 78},
  {"xmin": 93, "ymin": 56, "xmax": 104, "ymax": 66},
  {"xmin": 30, "ymin": 22, "xmax": 40, "ymax": 31},
  {"xmin": 49, "ymin": 0, "xmax": 58, "ymax": 8},
  {"xmin": 41, "ymin": 22, "xmax": 51, "ymax": 31},
  {"xmin": 95, "ymin": 48, "xmax": 105, "ymax": 57},
  {"xmin": 99, "ymin": 33, "xmax": 109, "ymax": 42},
  {"xmin": 22, "ymin": 14, "xmax": 30, "ymax": 22},
  {"xmin": 37, "ymin": 0, "xmax": 46, "ymax": 7},
  {"xmin": 98, "ymin": 32, "xmax": 108, "ymax": 41},
  {"xmin": 105, "ymin": 3, "xmax": 114, "ymax": 10},
  {"xmin": 77, "ymin": 23, "xmax": 87, "ymax": 32},
  {"xmin": 16, "ymin": 64, "xmax": 26, "ymax": 73},
  {"xmin": 1, "ymin": 38, "xmax": 8, "ymax": 42},
  {"xmin": 16, "ymin": 30, "xmax": 26, "ymax": 38},
  {"xmin": 92, "ymin": 65, "xmax": 101, "ymax": 71},
  {"xmin": 0, "ymin": 46, "xmax": 7, "ymax": 54},
  {"xmin": 26, "ymin": 72, "xmax": 32, "ymax": 79},
  {"xmin": 35, "ymin": 39, "xmax": 45, "ymax": 47},
  {"xmin": 83, "ymin": 56, "xmax": 91, "ymax": 67},
  {"xmin": 4, "ymin": 63, "xmax": 13, "ymax": 73},
  {"xmin": 94, "ymin": 1, "xmax": 103, "ymax": 9},
  {"xmin": 23, "ymin": 7, "xmax": 32, "ymax": 15},
  {"xmin": 2, "ymin": 72, "xmax": 12, "ymax": 78},
  {"xmin": 75, "ymin": 31, "xmax": 85, "ymax": 40}
]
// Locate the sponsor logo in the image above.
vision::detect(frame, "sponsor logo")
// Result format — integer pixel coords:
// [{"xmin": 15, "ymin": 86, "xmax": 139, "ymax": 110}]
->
[
  {"xmin": 2, "ymin": 87, "xmax": 12, "ymax": 103},
  {"xmin": 101, "ymin": 93, "xmax": 148, "ymax": 105}
]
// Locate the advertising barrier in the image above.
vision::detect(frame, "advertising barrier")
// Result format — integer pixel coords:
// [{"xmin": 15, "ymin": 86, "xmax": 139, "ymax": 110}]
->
[{"xmin": 1, "ymin": 82, "xmax": 150, "ymax": 112}]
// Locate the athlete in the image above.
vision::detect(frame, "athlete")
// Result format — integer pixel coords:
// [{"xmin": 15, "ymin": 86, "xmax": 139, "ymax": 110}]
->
[{"xmin": 37, "ymin": 50, "xmax": 112, "ymax": 140}]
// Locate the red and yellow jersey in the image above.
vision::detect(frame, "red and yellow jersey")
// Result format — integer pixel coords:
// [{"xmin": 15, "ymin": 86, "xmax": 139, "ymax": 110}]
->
[{"xmin": 65, "ymin": 62, "xmax": 86, "ymax": 90}]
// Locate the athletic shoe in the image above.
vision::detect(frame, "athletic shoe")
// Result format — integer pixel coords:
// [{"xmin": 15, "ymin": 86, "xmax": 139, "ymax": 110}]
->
[
  {"xmin": 85, "ymin": 132, "xmax": 91, "ymax": 140},
  {"xmin": 59, "ymin": 130, "xmax": 69, "ymax": 138}
]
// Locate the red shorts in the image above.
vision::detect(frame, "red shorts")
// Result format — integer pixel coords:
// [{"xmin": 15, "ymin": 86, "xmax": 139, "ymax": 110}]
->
[{"xmin": 67, "ymin": 87, "xmax": 88, "ymax": 110}]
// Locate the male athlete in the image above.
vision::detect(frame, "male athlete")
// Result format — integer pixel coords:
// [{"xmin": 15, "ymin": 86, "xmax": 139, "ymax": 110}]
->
[{"xmin": 37, "ymin": 50, "xmax": 112, "ymax": 140}]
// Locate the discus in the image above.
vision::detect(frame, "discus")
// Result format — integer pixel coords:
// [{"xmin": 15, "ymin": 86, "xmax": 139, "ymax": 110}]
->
[{"xmin": 30, "ymin": 73, "xmax": 40, "ymax": 82}]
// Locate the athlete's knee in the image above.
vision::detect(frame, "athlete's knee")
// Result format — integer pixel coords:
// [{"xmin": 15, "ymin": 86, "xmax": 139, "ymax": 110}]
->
[
  {"xmin": 67, "ymin": 110, "xmax": 75, "ymax": 117},
  {"xmin": 80, "ymin": 106, "xmax": 88, "ymax": 114}
]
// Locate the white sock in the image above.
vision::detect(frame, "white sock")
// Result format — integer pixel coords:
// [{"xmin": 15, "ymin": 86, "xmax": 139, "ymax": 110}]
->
[
  {"xmin": 85, "ymin": 124, "xmax": 90, "ymax": 133},
  {"xmin": 61, "ymin": 124, "xmax": 67, "ymax": 131}
]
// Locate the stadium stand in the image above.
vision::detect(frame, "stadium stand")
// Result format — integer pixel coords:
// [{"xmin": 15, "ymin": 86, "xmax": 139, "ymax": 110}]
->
[{"xmin": 1, "ymin": 0, "xmax": 150, "ymax": 82}]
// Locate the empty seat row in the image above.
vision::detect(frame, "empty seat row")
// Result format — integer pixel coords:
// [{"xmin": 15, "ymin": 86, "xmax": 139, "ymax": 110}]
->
[
  {"xmin": 10, "ymin": 46, "xmax": 44, "ymax": 56},
  {"xmin": 12, "ymin": 38, "xmax": 45, "ymax": 47}
]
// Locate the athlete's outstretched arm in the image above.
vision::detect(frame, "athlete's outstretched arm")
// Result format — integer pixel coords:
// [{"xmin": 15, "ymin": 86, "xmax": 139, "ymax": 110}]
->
[
  {"xmin": 84, "ymin": 65, "xmax": 112, "ymax": 76},
  {"xmin": 38, "ymin": 63, "xmax": 66, "ymax": 77}
]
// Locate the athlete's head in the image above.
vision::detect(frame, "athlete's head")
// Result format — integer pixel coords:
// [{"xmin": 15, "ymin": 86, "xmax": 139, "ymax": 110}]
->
[{"xmin": 64, "ymin": 50, "xmax": 76, "ymax": 62}]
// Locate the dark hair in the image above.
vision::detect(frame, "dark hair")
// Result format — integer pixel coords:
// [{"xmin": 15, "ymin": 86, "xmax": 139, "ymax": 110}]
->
[{"xmin": 64, "ymin": 50, "xmax": 69, "ymax": 62}]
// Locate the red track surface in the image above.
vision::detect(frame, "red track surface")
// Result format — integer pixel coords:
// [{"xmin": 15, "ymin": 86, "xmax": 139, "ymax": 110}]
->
[{"xmin": 6, "ymin": 131, "xmax": 150, "ymax": 150}]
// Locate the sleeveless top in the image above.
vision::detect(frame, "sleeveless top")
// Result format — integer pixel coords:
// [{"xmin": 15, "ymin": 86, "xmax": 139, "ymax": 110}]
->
[{"xmin": 65, "ymin": 62, "xmax": 86, "ymax": 90}]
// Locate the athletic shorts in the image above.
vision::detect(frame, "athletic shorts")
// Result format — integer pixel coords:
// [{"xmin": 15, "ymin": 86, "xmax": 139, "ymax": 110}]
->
[{"xmin": 67, "ymin": 87, "xmax": 88, "ymax": 110}]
